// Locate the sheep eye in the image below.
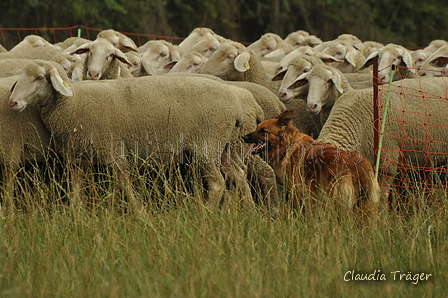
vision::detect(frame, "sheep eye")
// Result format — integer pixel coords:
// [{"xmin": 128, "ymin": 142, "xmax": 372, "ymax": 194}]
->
[
  {"xmin": 294, "ymin": 42, "xmax": 301, "ymax": 46},
  {"xmin": 289, "ymin": 80, "xmax": 306, "ymax": 89},
  {"xmin": 193, "ymin": 62, "xmax": 200, "ymax": 66},
  {"xmin": 266, "ymin": 47, "xmax": 272, "ymax": 51},
  {"xmin": 429, "ymin": 59, "xmax": 446, "ymax": 67},
  {"xmin": 160, "ymin": 52, "xmax": 167, "ymax": 57},
  {"xmin": 35, "ymin": 75, "xmax": 44, "ymax": 81},
  {"xmin": 303, "ymin": 68, "xmax": 310, "ymax": 73}
]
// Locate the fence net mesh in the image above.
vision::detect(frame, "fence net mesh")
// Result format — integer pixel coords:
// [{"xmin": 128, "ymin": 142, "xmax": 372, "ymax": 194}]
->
[{"xmin": 374, "ymin": 65, "xmax": 448, "ymax": 215}]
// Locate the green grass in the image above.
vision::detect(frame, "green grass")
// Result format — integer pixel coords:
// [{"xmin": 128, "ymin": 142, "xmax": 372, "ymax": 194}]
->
[{"xmin": 0, "ymin": 162, "xmax": 446, "ymax": 298}]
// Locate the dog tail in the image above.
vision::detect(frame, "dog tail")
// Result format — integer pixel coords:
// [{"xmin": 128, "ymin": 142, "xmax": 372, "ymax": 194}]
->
[{"xmin": 358, "ymin": 167, "xmax": 382, "ymax": 217}]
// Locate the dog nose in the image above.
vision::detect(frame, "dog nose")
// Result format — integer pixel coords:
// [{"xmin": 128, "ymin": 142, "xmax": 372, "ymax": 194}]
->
[{"xmin": 242, "ymin": 134, "xmax": 252, "ymax": 143}]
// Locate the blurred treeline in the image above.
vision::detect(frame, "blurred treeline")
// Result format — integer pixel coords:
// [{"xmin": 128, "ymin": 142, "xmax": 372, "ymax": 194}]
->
[{"xmin": 1, "ymin": 0, "xmax": 446, "ymax": 47}]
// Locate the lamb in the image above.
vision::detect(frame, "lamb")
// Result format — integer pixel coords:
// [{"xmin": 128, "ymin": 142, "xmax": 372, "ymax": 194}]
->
[
  {"xmin": 247, "ymin": 33, "xmax": 283, "ymax": 58},
  {"xmin": 359, "ymin": 43, "xmax": 418, "ymax": 83},
  {"xmin": 316, "ymin": 77, "xmax": 448, "ymax": 184},
  {"xmin": 8, "ymin": 60, "xmax": 259, "ymax": 204},
  {"xmin": 272, "ymin": 54, "xmax": 324, "ymax": 103},
  {"xmin": 96, "ymin": 29, "xmax": 138, "ymax": 53},
  {"xmin": 417, "ymin": 45, "xmax": 448, "ymax": 77},
  {"xmin": 70, "ymin": 38, "xmax": 133, "ymax": 80},
  {"xmin": 137, "ymin": 40, "xmax": 182, "ymax": 70},
  {"xmin": 316, "ymin": 40, "xmax": 371, "ymax": 74},
  {"xmin": 9, "ymin": 34, "xmax": 60, "ymax": 52},
  {"xmin": 0, "ymin": 76, "xmax": 51, "ymax": 186}
]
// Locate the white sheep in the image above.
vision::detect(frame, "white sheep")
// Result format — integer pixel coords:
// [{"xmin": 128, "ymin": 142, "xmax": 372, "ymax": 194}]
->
[
  {"xmin": 410, "ymin": 49, "xmax": 431, "ymax": 70},
  {"xmin": 284, "ymin": 64, "xmax": 354, "ymax": 131},
  {"xmin": 0, "ymin": 46, "xmax": 60, "ymax": 60},
  {"xmin": 360, "ymin": 41, "xmax": 384, "ymax": 58},
  {"xmin": 9, "ymin": 34, "xmax": 60, "ymax": 52},
  {"xmin": 263, "ymin": 30, "xmax": 310, "ymax": 60},
  {"xmin": 199, "ymin": 40, "xmax": 321, "ymax": 137},
  {"xmin": 124, "ymin": 51, "xmax": 157, "ymax": 77},
  {"xmin": 271, "ymin": 54, "xmax": 324, "ymax": 103},
  {"xmin": 273, "ymin": 46, "xmax": 318, "ymax": 75},
  {"xmin": 137, "ymin": 40, "xmax": 182, "ymax": 70},
  {"xmin": 0, "ymin": 76, "xmax": 51, "ymax": 186},
  {"xmin": 336, "ymin": 33, "xmax": 363, "ymax": 50},
  {"xmin": 167, "ymin": 51, "xmax": 208, "ymax": 73},
  {"xmin": 96, "ymin": 29, "xmax": 138, "ymax": 53},
  {"xmin": 52, "ymin": 53, "xmax": 86, "ymax": 82},
  {"xmin": 182, "ymin": 35, "xmax": 223, "ymax": 58},
  {"xmin": 417, "ymin": 45, "xmax": 448, "ymax": 77},
  {"xmin": 360, "ymin": 43, "xmax": 418, "ymax": 83},
  {"xmin": 70, "ymin": 38, "xmax": 133, "ymax": 80},
  {"xmin": 316, "ymin": 40, "xmax": 371, "ymax": 74},
  {"xmin": 317, "ymin": 77, "xmax": 448, "ymax": 186},
  {"xmin": 8, "ymin": 60, "xmax": 260, "ymax": 204},
  {"xmin": 177, "ymin": 27, "xmax": 227, "ymax": 53},
  {"xmin": 247, "ymin": 33, "xmax": 283, "ymax": 58},
  {"xmin": 423, "ymin": 39, "xmax": 448, "ymax": 54}
]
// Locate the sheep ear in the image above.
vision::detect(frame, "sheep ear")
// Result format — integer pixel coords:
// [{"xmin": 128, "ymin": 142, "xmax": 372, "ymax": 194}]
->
[
  {"xmin": 142, "ymin": 60, "xmax": 157, "ymax": 76},
  {"xmin": 70, "ymin": 42, "xmax": 91, "ymax": 56},
  {"xmin": 10, "ymin": 81, "xmax": 17, "ymax": 92},
  {"xmin": 234, "ymin": 51, "xmax": 251, "ymax": 72},
  {"xmin": 345, "ymin": 48, "xmax": 358, "ymax": 67},
  {"xmin": 318, "ymin": 53, "xmax": 343, "ymax": 64},
  {"xmin": 114, "ymin": 48, "xmax": 133, "ymax": 66},
  {"xmin": 360, "ymin": 50, "xmax": 378, "ymax": 70},
  {"xmin": 49, "ymin": 68, "xmax": 73, "ymax": 96},
  {"xmin": 170, "ymin": 49, "xmax": 182, "ymax": 61},
  {"xmin": 163, "ymin": 60, "xmax": 177, "ymax": 70},
  {"xmin": 402, "ymin": 51, "xmax": 416, "ymax": 73},
  {"xmin": 330, "ymin": 69, "xmax": 344, "ymax": 93},
  {"xmin": 287, "ymin": 72, "xmax": 308, "ymax": 89},
  {"xmin": 121, "ymin": 39, "xmax": 138, "ymax": 52},
  {"xmin": 271, "ymin": 70, "xmax": 286, "ymax": 81}
]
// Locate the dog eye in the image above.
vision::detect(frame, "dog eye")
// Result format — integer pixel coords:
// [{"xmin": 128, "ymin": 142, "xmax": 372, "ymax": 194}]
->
[{"xmin": 259, "ymin": 128, "xmax": 267, "ymax": 134}]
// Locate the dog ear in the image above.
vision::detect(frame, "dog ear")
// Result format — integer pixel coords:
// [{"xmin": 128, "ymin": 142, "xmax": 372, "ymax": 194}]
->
[{"xmin": 276, "ymin": 109, "xmax": 294, "ymax": 127}]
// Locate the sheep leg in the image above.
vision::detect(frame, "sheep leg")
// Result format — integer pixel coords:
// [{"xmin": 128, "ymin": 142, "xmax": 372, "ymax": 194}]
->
[
  {"xmin": 246, "ymin": 154, "xmax": 279, "ymax": 212},
  {"xmin": 220, "ymin": 147, "xmax": 254, "ymax": 208},
  {"xmin": 200, "ymin": 162, "xmax": 225, "ymax": 205}
]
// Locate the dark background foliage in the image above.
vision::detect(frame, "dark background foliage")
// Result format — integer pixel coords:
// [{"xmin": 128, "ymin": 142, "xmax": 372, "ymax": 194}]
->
[{"xmin": 0, "ymin": 0, "xmax": 446, "ymax": 47}]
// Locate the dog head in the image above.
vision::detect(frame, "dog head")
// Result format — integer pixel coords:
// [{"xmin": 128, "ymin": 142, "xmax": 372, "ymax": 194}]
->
[{"xmin": 242, "ymin": 109, "xmax": 295, "ymax": 154}]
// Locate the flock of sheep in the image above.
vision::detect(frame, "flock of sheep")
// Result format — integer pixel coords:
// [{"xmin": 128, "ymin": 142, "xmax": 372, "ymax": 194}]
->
[{"xmin": 1, "ymin": 27, "xmax": 448, "ymax": 210}]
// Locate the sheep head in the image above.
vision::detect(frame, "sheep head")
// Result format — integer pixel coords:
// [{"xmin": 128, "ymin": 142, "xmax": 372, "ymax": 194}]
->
[
  {"xmin": 360, "ymin": 43, "xmax": 415, "ymax": 83},
  {"xmin": 9, "ymin": 60, "xmax": 72, "ymax": 112},
  {"xmin": 200, "ymin": 42, "xmax": 251, "ymax": 81},
  {"xmin": 71, "ymin": 38, "xmax": 132, "ymax": 80}
]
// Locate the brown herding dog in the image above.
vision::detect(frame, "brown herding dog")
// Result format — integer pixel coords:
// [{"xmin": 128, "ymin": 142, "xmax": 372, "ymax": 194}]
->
[{"xmin": 243, "ymin": 109, "xmax": 380, "ymax": 216}]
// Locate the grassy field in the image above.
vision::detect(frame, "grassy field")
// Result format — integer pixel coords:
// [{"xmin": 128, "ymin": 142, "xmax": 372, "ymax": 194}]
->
[{"xmin": 0, "ymin": 163, "xmax": 446, "ymax": 298}]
